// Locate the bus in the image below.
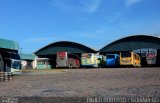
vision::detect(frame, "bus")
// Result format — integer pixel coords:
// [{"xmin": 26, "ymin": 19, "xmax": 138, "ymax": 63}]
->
[
  {"xmin": 56, "ymin": 51, "xmax": 80, "ymax": 68},
  {"xmin": 106, "ymin": 54, "xmax": 119, "ymax": 66},
  {"xmin": 0, "ymin": 50, "xmax": 21, "ymax": 74},
  {"xmin": 120, "ymin": 51, "xmax": 141, "ymax": 67},
  {"xmin": 146, "ymin": 48, "xmax": 157, "ymax": 65},
  {"xmin": 81, "ymin": 53, "xmax": 101, "ymax": 68},
  {"xmin": 35, "ymin": 58, "xmax": 51, "ymax": 69}
]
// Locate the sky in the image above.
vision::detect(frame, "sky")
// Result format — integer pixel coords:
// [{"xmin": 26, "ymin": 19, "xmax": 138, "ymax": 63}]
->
[{"xmin": 0, "ymin": 0, "xmax": 160, "ymax": 53}]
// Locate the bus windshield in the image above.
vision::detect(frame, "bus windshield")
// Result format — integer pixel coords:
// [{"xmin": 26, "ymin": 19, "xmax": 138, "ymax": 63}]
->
[
  {"xmin": 12, "ymin": 60, "xmax": 21, "ymax": 69},
  {"xmin": 121, "ymin": 52, "xmax": 131, "ymax": 57},
  {"xmin": 82, "ymin": 53, "xmax": 92, "ymax": 59},
  {"xmin": 107, "ymin": 55, "xmax": 115, "ymax": 59}
]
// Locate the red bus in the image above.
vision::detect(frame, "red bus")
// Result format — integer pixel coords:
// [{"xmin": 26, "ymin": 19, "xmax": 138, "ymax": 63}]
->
[{"xmin": 56, "ymin": 51, "xmax": 80, "ymax": 68}]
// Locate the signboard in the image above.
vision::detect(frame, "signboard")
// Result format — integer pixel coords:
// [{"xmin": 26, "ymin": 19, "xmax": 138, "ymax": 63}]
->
[
  {"xmin": 146, "ymin": 48, "xmax": 157, "ymax": 65},
  {"xmin": 57, "ymin": 51, "xmax": 66, "ymax": 59}
]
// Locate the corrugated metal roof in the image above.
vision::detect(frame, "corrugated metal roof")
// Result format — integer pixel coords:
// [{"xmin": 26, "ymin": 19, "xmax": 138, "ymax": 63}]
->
[
  {"xmin": 0, "ymin": 38, "xmax": 19, "ymax": 50},
  {"xmin": 99, "ymin": 35, "xmax": 160, "ymax": 53},
  {"xmin": 20, "ymin": 54, "xmax": 36, "ymax": 60},
  {"xmin": 35, "ymin": 41, "xmax": 97, "ymax": 55}
]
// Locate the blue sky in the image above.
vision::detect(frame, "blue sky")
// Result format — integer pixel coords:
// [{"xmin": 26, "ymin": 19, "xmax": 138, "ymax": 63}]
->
[{"xmin": 0, "ymin": 0, "xmax": 160, "ymax": 53}]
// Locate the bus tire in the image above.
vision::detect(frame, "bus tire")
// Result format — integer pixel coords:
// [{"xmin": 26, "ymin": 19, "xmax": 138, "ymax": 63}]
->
[
  {"xmin": 69, "ymin": 64, "xmax": 72, "ymax": 69},
  {"xmin": 76, "ymin": 65, "xmax": 78, "ymax": 69}
]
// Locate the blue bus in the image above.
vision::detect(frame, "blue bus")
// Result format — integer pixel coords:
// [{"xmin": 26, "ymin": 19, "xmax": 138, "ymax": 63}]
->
[{"xmin": 106, "ymin": 54, "xmax": 119, "ymax": 66}]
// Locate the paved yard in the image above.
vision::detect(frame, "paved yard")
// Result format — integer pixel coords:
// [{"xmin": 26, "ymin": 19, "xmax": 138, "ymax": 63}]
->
[{"xmin": 0, "ymin": 68, "xmax": 160, "ymax": 101}]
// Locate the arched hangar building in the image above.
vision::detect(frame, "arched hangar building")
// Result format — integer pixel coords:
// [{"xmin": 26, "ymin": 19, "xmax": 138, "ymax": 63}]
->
[
  {"xmin": 99, "ymin": 35, "xmax": 160, "ymax": 66},
  {"xmin": 35, "ymin": 35, "xmax": 160, "ymax": 67},
  {"xmin": 34, "ymin": 41, "xmax": 96, "ymax": 68}
]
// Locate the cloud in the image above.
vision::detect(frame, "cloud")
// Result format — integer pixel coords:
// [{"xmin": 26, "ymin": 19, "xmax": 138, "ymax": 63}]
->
[
  {"xmin": 80, "ymin": 0, "xmax": 102, "ymax": 13},
  {"xmin": 73, "ymin": 32, "xmax": 98, "ymax": 39},
  {"xmin": 20, "ymin": 37, "xmax": 54, "ymax": 54},
  {"xmin": 124, "ymin": 0, "xmax": 142, "ymax": 7},
  {"xmin": 105, "ymin": 0, "xmax": 143, "ymax": 24},
  {"xmin": 23, "ymin": 37, "xmax": 56, "ymax": 44},
  {"xmin": 24, "ymin": 37, "xmax": 51, "ymax": 43},
  {"xmin": 51, "ymin": 0, "xmax": 74, "ymax": 12},
  {"xmin": 51, "ymin": 0, "xmax": 68, "ymax": 8},
  {"xmin": 67, "ymin": 29, "xmax": 107, "ymax": 40},
  {"xmin": 51, "ymin": 0, "xmax": 102, "ymax": 13}
]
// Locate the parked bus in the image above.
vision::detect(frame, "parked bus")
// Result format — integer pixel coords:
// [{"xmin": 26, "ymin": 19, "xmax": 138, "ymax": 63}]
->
[
  {"xmin": 0, "ymin": 50, "xmax": 21, "ymax": 74},
  {"xmin": 120, "ymin": 51, "xmax": 141, "ymax": 67},
  {"xmin": 106, "ymin": 54, "xmax": 119, "ymax": 66},
  {"xmin": 146, "ymin": 48, "xmax": 157, "ymax": 65},
  {"xmin": 35, "ymin": 58, "xmax": 51, "ymax": 69},
  {"xmin": 56, "ymin": 51, "xmax": 80, "ymax": 68},
  {"xmin": 81, "ymin": 53, "xmax": 101, "ymax": 68}
]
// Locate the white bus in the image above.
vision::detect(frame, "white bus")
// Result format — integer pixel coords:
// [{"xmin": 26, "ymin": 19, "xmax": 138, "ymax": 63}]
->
[
  {"xmin": 81, "ymin": 53, "xmax": 103, "ymax": 68},
  {"xmin": 56, "ymin": 51, "xmax": 80, "ymax": 68},
  {"xmin": 0, "ymin": 51, "xmax": 21, "ymax": 74}
]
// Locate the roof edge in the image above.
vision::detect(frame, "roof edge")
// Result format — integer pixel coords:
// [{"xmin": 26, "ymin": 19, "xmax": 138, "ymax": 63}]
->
[{"xmin": 34, "ymin": 40, "xmax": 97, "ymax": 54}]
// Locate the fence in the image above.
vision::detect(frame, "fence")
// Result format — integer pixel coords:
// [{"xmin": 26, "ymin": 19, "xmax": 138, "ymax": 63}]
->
[{"xmin": 0, "ymin": 72, "xmax": 13, "ymax": 82}]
